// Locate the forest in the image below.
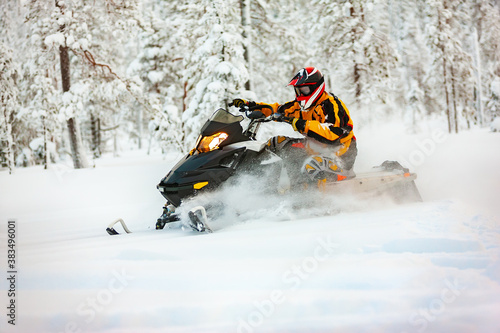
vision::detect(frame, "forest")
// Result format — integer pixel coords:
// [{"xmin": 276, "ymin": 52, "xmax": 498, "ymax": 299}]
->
[{"xmin": 1, "ymin": 0, "xmax": 499, "ymax": 173}]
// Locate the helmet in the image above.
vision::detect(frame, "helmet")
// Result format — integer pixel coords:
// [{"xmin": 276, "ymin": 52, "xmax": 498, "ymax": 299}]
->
[{"xmin": 288, "ymin": 67, "xmax": 325, "ymax": 109}]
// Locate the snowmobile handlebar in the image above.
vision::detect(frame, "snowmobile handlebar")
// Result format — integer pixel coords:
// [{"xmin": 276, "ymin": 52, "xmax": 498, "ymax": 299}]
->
[
  {"xmin": 236, "ymin": 103, "xmax": 271, "ymax": 112},
  {"xmin": 241, "ymin": 106, "xmax": 274, "ymax": 140},
  {"xmin": 237, "ymin": 104, "xmax": 274, "ymax": 122}
]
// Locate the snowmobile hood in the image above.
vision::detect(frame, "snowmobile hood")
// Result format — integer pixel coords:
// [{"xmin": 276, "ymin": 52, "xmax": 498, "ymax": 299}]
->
[{"xmin": 157, "ymin": 146, "xmax": 245, "ymax": 207}]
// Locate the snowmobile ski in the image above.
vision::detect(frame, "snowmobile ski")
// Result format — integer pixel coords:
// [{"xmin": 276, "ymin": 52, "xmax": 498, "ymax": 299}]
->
[
  {"xmin": 188, "ymin": 206, "xmax": 213, "ymax": 233},
  {"xmin": 106, "ymin": 205, "xmax": 212, "ymax": 235},
  {"xmin": 106, "ymin": 218, "xmax": 132, "ymax": 235}
]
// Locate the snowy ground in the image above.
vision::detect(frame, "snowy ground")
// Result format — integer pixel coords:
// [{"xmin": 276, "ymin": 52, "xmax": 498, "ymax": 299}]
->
[{"xmin": 1, "ymin": 122, "xmax": 500, "ymax": 333}]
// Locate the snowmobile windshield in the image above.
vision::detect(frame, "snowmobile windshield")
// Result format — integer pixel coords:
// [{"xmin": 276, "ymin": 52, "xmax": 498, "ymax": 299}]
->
[
  {"xmin": 190, "ymin": 108, "xmax": 248, "ymax": 155},
  {"xmin": 199, "ymin": 108, "xmax": 246, "ymax": 138},
  {"xmin": 208, "ymin": 108, "xmax": 244, "ymax": 124}
]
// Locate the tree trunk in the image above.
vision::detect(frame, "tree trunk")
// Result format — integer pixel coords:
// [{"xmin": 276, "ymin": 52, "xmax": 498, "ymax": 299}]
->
[
  {"xmin": 136, "ymin": 106, "xmax": 142, "ymax": 150},
  {"xmin": 1, "ymin": 110, "xmax": 15, "ymax": 174},
  {"xmin": 354, "ymin": 62, "xmax": 361, "ymax": 102},
  {"xmin": 90, "ymin": 112, "xmax": 101, "ymax": 158},
  {"xmin": 450, "ymin": 64, "xmax": 458, "ymax": 133},
  {"xmin": 1, "ymin": 76, "xmax": 16, "ymax": 174},
  {"xmin": 351, "ymin": 5, "xmax": 362, "ymax": 106},
  {"xmin": 437, "ymin": 4, "xmax": 452, "ymax": 134},
  {"xmin": 473, "ymin": 27, "xmax": 484, "ymax": 126},
  {"xmin": 240, "ymin": 0, "xmax": 252, "ymax": 91},
  {"xmin": 42, "ymin": 115, "xmax": 48, "ymax": 169},
  {"xmin": 57, "ymin": 0, "xmax": 88, "ymax": 169},
  {"xmin": 442, "ymin": 54, "xmax": 452, "ymax": 133},
  {"xmin": 59, "ymin": 45, "xmax": 89, "ymax": 169},
  {"xmin": 182, "ymin": 80, "xmax": 188, "ymax": 112}
]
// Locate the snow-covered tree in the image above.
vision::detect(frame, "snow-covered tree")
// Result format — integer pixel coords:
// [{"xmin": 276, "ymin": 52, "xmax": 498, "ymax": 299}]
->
[
  {"xmin": 129, "ymin": 0, "xmax": 187, "ymax": 153},
  {"xmin": 23, "ymin": 0, "xmax": 160, "ymax": 164},
  {"xmin": 473, "ymin": 0, "xmax": 500, "ymax": 123},
  {"xmin": 0, "ymin": 44, "xmax": 18, "ymax": 174},
  {"xmin": 487, "ymin": 77, "xmax": 500, "ymax": 122},
  {"xmin": 249, "ymin": 0, "xmax": 310, "ymax": 104},
  {"xmin": 182, "ymin": 0, "xmax": 249, "ymax": 149},
  {"xmin": 424, "ymin": 0, "xmax": 476, "ymax": 133},
  {"xmin": 385, "ymin": 0, "xmax": 432, "ymax": 129},
  {"xmin": 311, "ymin": 0, "xmax": 399, "ymax": 126}
]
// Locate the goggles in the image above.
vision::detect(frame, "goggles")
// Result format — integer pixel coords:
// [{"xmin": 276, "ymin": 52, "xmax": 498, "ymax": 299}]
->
[{"xmin": 294, "ymin": 85, "xmax": 313, "ymax": 97}]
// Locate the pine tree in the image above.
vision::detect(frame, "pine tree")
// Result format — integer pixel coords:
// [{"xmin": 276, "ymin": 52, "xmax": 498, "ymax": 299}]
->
[
  {"xmin": 386, "ymin": 0, "xmax": 433, "ymax": 129},
  {"xmin": 425, "ymin": 0, "xmax": 476, "ymax": 133},
  {"xmin": 129, "ymin": 0, "xmax": 186, "ymax": 153},
  {"xmin": 473, "ymin": 0, "xmax": 500, "ymax": 123},
  {"xmin": 249, "ymin": 0, "xmax": 309, "ymax": 103},
  {"xmin": 23, "ymin": 0, "xmax": 158, "ymax": 164},
  {"xmin": 0, "ymin": 44, "xmax": 18, "ymax": 174},
  {"xmin": 311, "ymin": 0, "xmax": 399, "ymax": 125},
  {"xmin": 240, "ymin": 0, "xmax": 252, "ymax": 91},
  {"xmin": 182, "ymin": 0, "xmax": 249, "ymax": 149}
]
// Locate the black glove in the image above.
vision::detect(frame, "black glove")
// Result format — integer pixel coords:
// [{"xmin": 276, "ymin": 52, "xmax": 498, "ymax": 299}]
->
[
  {"xmin": 271, "ymin": 112, "xmax": 289, "ymax": 122},
  {"xmin": 272, "ymin": 113, "xmax": 306, "ymax": 132},
  {"xmin": 230, "ymin": 98, "xmax": 252, "ymax": 107},
  {"xmin": 229, "ymin": 99, "xmax": 258, "ymax": 113}
]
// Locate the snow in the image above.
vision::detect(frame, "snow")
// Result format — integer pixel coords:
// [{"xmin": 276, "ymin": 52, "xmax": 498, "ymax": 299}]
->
[
  {"xmin": 491, "ymin": 77, "xmax": 500, "ymax": 97},
  {"xmin": 147, "ymin": 71, "xmax": 164, "ymax": 85},
  {"xmin": 491, "ymin": 117, "xmax": 500, "ymax": 132},
  {"xmin": 1, "ymin": 126, "xmax": 499, "ymax": 333},
  {"xmin": 44, "ymin": 33, "xmax": 66, "ymax": 48}
]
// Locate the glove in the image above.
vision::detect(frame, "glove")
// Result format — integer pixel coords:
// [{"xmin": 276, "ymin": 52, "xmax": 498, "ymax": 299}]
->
[
  {"xmin": 230, "ymin": 98, "xmax": 249, "ymax": 107},
  {"xmin": 229, "ymin": 98, "xmax": 258, "ymax": 112},
  {"xmin": 272, "ymin": 113, "xmax": 306, "ymax": 132}
]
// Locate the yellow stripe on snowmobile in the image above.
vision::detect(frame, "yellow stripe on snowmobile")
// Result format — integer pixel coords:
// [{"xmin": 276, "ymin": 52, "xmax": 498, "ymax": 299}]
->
[{"xmin": 193, "ymin": 182, "xmax": 209, "ymax": 190}]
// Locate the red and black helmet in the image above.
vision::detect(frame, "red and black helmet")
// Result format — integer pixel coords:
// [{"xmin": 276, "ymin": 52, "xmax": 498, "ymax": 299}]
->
[{"xmin": 288, "ymin": 67, "xmax": 325, "ymax": 110}]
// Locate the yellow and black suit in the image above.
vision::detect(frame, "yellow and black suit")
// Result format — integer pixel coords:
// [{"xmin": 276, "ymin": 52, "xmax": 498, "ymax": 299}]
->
[{"xmin": 256, "ymin": 91, "xmax": 357, "ymax": 175}]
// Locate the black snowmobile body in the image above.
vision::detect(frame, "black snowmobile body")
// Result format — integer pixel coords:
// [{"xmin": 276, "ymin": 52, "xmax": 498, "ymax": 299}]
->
[{"xmin": 157, "ymin": 108, "xmax": 278, "ymax": 208}]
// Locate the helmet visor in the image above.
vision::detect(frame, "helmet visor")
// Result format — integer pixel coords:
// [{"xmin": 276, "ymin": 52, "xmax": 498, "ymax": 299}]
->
[{"xmin": 294, "ymin": 85, "xmax": 313, "ymax": 97}]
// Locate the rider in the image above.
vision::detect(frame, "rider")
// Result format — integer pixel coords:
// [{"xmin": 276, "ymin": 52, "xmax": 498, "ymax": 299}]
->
[{"xmin": 231, "ymin": 67, "xmax": 357, "ymax": 187}]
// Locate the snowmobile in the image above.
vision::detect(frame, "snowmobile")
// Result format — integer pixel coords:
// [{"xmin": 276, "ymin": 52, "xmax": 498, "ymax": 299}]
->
[{"xmin": 106, "ymin": 106, "xmax": 421, "ymax": 235}]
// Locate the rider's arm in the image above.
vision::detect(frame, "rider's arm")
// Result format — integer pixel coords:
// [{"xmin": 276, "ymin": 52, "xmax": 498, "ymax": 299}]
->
[
  {"xmin": 294, "ymin": 96, "xmax": 354, "ymax": 145},
  {"xmin": 301, "ymin": 121, "xmax": 354, "ymax": 145},
  {"xmin": 255, "ymin": 102, "xmax": 280, "ymax": 117}
]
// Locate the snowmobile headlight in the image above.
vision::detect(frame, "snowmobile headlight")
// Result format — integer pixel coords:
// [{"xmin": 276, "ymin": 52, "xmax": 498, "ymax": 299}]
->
[{"xmin": 197, "ymin": 132, "xmax": 229, "ymax": 153}]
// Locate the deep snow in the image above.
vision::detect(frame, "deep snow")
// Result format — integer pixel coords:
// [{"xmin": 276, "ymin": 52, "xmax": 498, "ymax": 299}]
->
[{"xmin": 1, "ymin": 121, "xmax": 500, "ymax": 333}]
